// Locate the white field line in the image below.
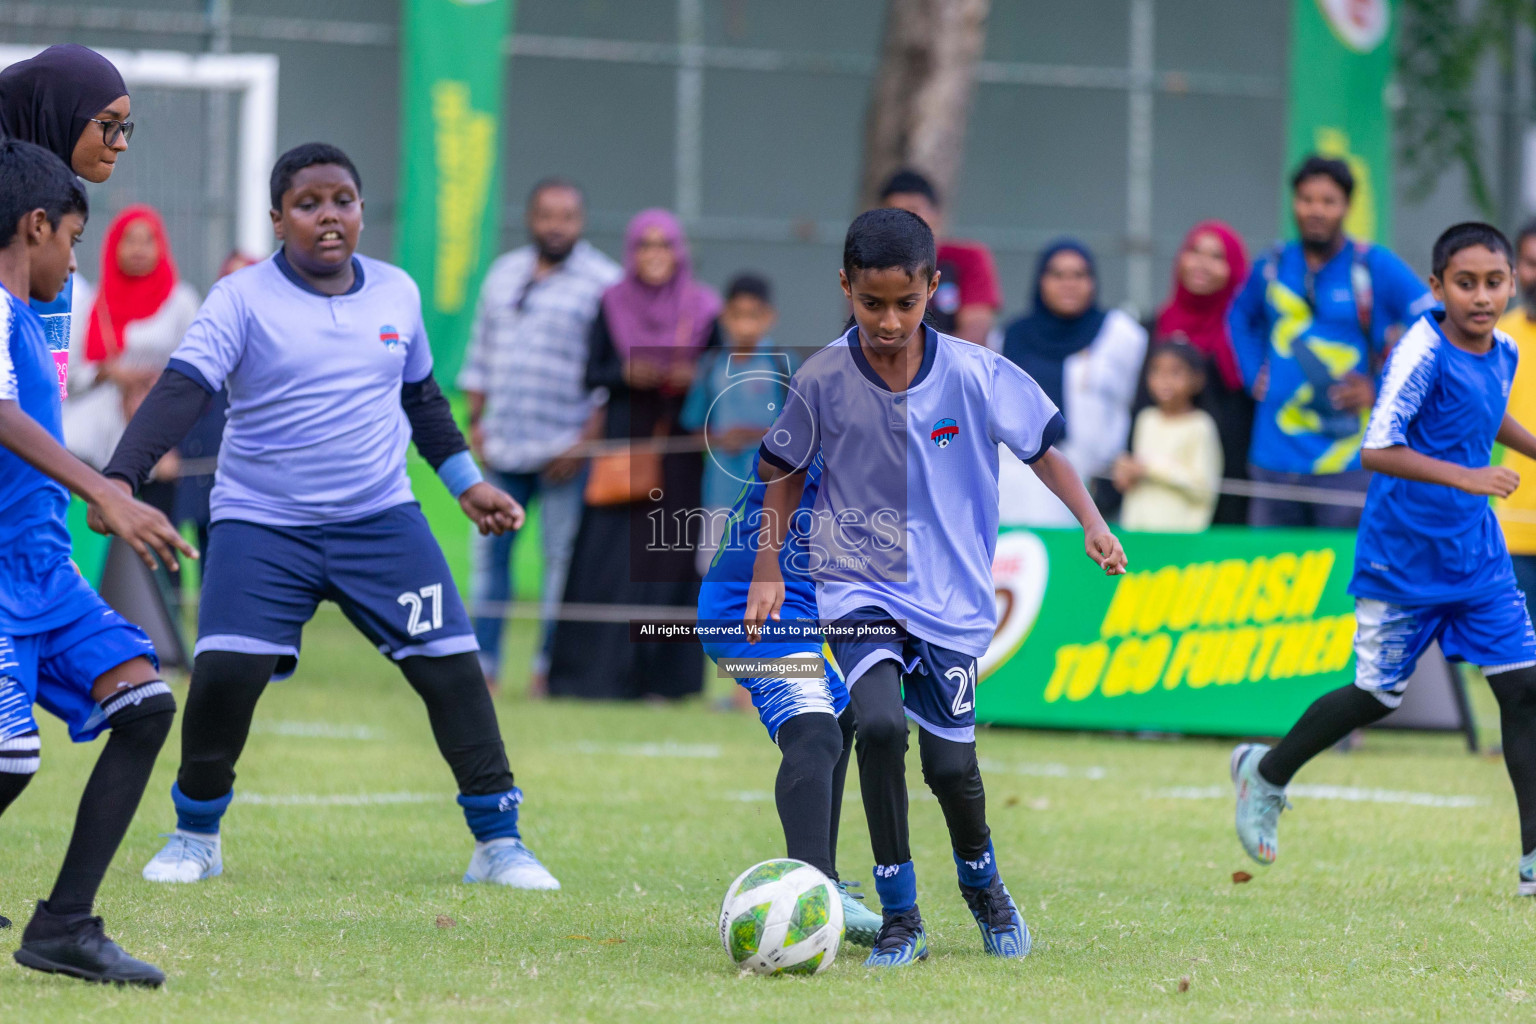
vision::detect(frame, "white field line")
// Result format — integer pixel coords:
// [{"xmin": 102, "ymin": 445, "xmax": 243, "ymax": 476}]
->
[
  {"xmin": 977, "ymin": 758, "xmax": 1108, "ymax": 780},
  {"xmin": 1155, "ymin": 784, "xmax": 1488, "ymax": 808},
  {"xmin": 570, "ymin": 741, "xmax": 721, "ymax": 759},
  {"xmin": 233, "ymin": 792, "xmax": 442, "ymax": 807},
  {"xmin": 249, "ymin": 720, "xmax": 385, "ymax": 740}
]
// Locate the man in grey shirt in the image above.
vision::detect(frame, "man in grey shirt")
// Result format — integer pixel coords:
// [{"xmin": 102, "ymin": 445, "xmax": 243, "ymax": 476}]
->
[{"xmin": 458, "ymin": 179, "xmax": 621, "ymax": 693}]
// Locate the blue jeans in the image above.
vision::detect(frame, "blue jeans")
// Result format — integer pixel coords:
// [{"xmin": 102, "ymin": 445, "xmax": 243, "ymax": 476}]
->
[{"xmin": 469, "ymin": 468, "xmax": 585, "ymax": 680}]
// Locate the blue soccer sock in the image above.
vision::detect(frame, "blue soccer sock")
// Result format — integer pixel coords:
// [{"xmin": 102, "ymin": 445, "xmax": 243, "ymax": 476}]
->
[
  {"xmin": 458, "ymin": 787, "xmax": 522, "ymax": 842},
  {"xmin": 172, "ymin": 781, "xmax": 232, "ymax": 835},
  {"xmin": 873, "ymin": 860, "xmax": 917, "ymax": 914},
  {"xmin": 954, "ymin": 839, "xmax": 999, "ymax": 889}
]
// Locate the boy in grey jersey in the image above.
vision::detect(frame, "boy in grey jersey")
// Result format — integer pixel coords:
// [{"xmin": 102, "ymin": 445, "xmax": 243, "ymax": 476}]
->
[{"xmin": 748, "ymin": 209, "xmax": 1127, "ymax": 966}]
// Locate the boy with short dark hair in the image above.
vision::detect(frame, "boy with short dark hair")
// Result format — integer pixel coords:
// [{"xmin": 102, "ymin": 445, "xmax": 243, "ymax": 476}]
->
[
  {"xmin": 0, "ymin": 138, "xmax": 192, "ymax": 986},
  {"xmin": 748, "ymin": 208, "xmax": 1126, "ymax": 966},
  {"xmin": 1232, "ymin": 223, "xmax": 1536, "ymax": 895},
  {"xmin": 102, "ymin": 142, "xmax": 560, "ymax": 891}
]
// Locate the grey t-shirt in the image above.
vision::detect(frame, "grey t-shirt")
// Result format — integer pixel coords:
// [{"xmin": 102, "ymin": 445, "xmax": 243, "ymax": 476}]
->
[
  {"xmin": 761, "ymin": 325, "xmax": 1063, "ymax": 657},
  {"xmin": 171, "ymin": 253, "xmax": 434, "ymax": 526}
]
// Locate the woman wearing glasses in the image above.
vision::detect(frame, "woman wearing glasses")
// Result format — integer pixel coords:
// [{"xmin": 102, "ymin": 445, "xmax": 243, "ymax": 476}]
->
[
  {"xmin": 0, "ymin": 43, "xmax": 131, "ymax": 183},
  {"xmin": 0, "ymin": 43, "xmax": 132, "ymax": 364}
]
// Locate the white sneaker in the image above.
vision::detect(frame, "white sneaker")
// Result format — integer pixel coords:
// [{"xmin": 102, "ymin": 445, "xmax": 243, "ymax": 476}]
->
[
  {"xmin": 463, "ymin": 838, "xmax": 560, "ymax": 890},
  {"xmin": 142, "ymin": 830, "xmax": 222, "ymax": 883}
]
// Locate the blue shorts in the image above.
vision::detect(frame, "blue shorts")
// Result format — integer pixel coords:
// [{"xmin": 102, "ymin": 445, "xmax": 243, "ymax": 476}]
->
[
  {"xmin": 197, "ymin": 503, "xmax": 477, "ymax": 679},
  {"xmin": 0, "ymin": 583, "xmax": 157, "ymax": 746},
  {"xmin": 698, "ymin": 585, "xmax": 846, "ymax": 739},
  {"xmin": 1354, "ymin": 588, "xmax": 1536, "ymax": 707},
  {"xmin": 827, "ymin": 608, "xmax": 977, "ymax": 742}
]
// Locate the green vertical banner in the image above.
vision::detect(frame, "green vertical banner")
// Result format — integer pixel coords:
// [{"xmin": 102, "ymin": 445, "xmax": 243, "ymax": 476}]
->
[
  {"xmin": 1284, "ymin": 0, "xmax": 1396, "ymax": 244},
  {"xmin": 396, "ymin": 0, "xmax": 513, "ymax": 383}
]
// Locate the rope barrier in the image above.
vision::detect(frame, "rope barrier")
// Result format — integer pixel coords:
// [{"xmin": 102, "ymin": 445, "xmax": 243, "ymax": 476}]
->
[{"xmin": 164, "ymin": 436, "xmax": 1536, "ymax": 523}]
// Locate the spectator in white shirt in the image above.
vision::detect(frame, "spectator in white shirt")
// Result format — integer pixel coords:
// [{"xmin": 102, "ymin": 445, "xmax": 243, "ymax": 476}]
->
[
  {"xmin": 457, "ymin": 179, "xmax": 621, "ymax": 694},
  {"xmin": 998, "ymin": 238, "xmax": 1147, "ymax": 525}
]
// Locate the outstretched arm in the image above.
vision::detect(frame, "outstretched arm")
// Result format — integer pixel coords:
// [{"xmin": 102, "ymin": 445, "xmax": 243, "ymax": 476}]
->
[
  {"xmin": 1030, "ymin": 448, "xmax": 1127, "ymax": 575},
  {"xmin": 1361, "ymin": 444, "xmax": 1517, "ymax": 497},
  {"xmin": 0, "ymin": 401, "xmax": 194, "ymax": 571}
]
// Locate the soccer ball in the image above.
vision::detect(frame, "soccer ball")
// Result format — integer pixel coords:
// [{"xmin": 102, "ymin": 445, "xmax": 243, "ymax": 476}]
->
[{"xmin": 718, "ymin": 858, "xmax": 843, "ymax": 975}]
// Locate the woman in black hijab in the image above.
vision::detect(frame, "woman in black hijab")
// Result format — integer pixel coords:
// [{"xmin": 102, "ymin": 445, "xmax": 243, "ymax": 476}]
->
[
  {"xmin": 999, "ymin": 238, "xmax": 1148, "ymax": 525},
  {"xmin": 0, "ymin": 43, "xmax": 131, "ymax": 182}
]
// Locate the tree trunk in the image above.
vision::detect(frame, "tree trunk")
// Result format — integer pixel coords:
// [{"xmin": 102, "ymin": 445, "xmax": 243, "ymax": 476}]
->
[{"xmin": 858, "ymin": 0, "xmax": 991, "ymax": 212}]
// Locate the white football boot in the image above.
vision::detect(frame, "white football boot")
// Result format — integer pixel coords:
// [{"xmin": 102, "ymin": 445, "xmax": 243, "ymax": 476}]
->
[
  {"xmin": 142, "ymin": 830, "xmax": 222, "ymax": 883},
  {"xmin": 463, "ymin": 838, "xmax": 560, "ymax": 889}
]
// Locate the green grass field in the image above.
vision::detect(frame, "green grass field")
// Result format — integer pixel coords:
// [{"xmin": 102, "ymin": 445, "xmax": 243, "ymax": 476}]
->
[{"xmin": 4, "ymin": 607, "xmax": 1536, "ymax": 1022}]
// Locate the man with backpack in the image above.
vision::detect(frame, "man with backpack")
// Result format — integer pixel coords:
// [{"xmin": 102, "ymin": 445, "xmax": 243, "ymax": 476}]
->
[{"xmin": 1229, "ymin": 155, "xmax": 1436, "ymax": 527}]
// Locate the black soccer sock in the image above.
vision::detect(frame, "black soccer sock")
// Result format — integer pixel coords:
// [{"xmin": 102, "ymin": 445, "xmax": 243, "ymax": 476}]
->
[
  {"xmin": 826, "ymin": 706, "xmax": 856, "ymax": 879},
  {"xmin": 1257, "ymin": 684, "xmax": 1394, "ymax": 788},
  {"xmin": 47, "ymin": 682, "xmax": 176, "ymax": 919},
  {"xmin": 0, "ymin": 730, "xmax": 39, "ymax": 816},
  {"xmin": 918, "ymin": 729, "xmax": 991, "ymax": 864},
  {"xmin": 1488, "ymin": 666, "xmax": 1536, "ymax": 857},
  {"xmin": 399, "ymin": 652, "xmax": 515, "ymax": 796},
  {"xmin": 773, "ymin": 712, "xmax": 844, "ymax": 878},
  {"xmin": 177, "ymin": 651, "xmax": 276, "ymax": 801},
  {"xmin": 849, "ymin": 660, "xmax": 911, "ymax": 868}
]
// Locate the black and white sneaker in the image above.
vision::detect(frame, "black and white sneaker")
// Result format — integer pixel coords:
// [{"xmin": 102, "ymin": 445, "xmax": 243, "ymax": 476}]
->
[
  {"xmin": 13, "ymin": 902, "xmax": 165, "ymax": 987},
  {"xmin": 0, "ymin": 914, "xmax": 11, "ymax": 929}
]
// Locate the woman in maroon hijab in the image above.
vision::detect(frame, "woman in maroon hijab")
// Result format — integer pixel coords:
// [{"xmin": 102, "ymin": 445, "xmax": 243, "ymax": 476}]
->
[
  {"xmin": 1149, "ymin": 220, "xmax": 1252, "ymax": 525},
  {"xmin": 549, "ymin": 210, "xmax": 721, "ymax": 700}
]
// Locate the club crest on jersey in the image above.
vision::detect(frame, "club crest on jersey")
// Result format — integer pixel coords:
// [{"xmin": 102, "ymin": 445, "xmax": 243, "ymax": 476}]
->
[
  {"xmin": 379, "ymin": 324, "xmax": 401, "ymax": 351},
  {"xmin": 930, "ymin": 417, "xmax": 958, "ymax": 448}
]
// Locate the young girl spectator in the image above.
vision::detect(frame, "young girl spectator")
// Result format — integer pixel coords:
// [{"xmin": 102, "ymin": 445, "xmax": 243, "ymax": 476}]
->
[{"xmin": 1113, "ymin": 342, "xmax": 1222, "ymax": 531}]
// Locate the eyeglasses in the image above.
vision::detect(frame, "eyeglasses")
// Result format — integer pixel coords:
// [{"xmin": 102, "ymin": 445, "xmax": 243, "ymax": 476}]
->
[{"xmin": 88, "ymin": 117, "xmax": 134, "ymax": 146}]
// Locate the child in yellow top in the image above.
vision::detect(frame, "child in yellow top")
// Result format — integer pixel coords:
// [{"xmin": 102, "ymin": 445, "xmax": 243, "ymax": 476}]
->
[{"xmin": 1112, "ymin": 342, "xmax": 1223, "ymax": 531}]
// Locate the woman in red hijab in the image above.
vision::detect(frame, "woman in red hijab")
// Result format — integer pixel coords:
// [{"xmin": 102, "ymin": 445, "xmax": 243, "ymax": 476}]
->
[
  {"xmin": 64, "ymin": 205, "xmax": 200, "ymax": 513},
  {"xmin": 1149, "ymin": 220, "xmax": 1252, "ymax": 525}
]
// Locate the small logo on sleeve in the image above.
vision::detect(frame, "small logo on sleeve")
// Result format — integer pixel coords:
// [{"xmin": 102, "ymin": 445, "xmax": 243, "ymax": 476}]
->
[
  {"xmin": 379, "ymin": 324, "xmax": 401, "ymax": 351},
  {"xmin": 931, "ymin": 417, "xmax": 958, "ymax": 448}
]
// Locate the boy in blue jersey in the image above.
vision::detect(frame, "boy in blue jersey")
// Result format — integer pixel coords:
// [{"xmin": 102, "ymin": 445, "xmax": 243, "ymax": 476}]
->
[
  {"xmin": 697, "ymin": 450, "xmax": 882, "ymax": 945},
  {"xmin": 0, "ymin": 140, "xmax": 193, "ymax": 986},
  {"xmin": 1231, "ymin": 223, "xmax": 1536, "ymax": 895},
  {"xmin": 100, "ymin": 144, "xmax": 560, "ymax": 891},
  {"xmin": 747, "ymin": 209, "xmax": 1127, "ymax": 966}
]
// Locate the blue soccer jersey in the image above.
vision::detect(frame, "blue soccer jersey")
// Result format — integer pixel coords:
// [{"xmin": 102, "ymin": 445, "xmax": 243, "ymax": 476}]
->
[
  {"xmin": 760, "ymin": 325, "xmax": 1063, "ymax": 658},
  {"xmin": 697, "ymin": 452, "xmax": 847, "ymax": 740},
  {"xmin": 168, "ymin": 251, "xmax": 435, "ymax": 526},
  {"xmin": 0, "ymin": 287, "xmax": 77, "ymax": 634},
  {"xmin": 701, "ymin": 451, "xmax": 823, "ymax": 601},
  {"xmin": 1353, "ymin": 314, "xmax": 1518, "ymax": 606}
]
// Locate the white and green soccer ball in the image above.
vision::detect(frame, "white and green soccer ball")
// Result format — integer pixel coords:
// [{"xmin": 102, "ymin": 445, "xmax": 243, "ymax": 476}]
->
[{"xmin": 718, "ymin": 858, "xmax": 844, "ymax": 975}]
